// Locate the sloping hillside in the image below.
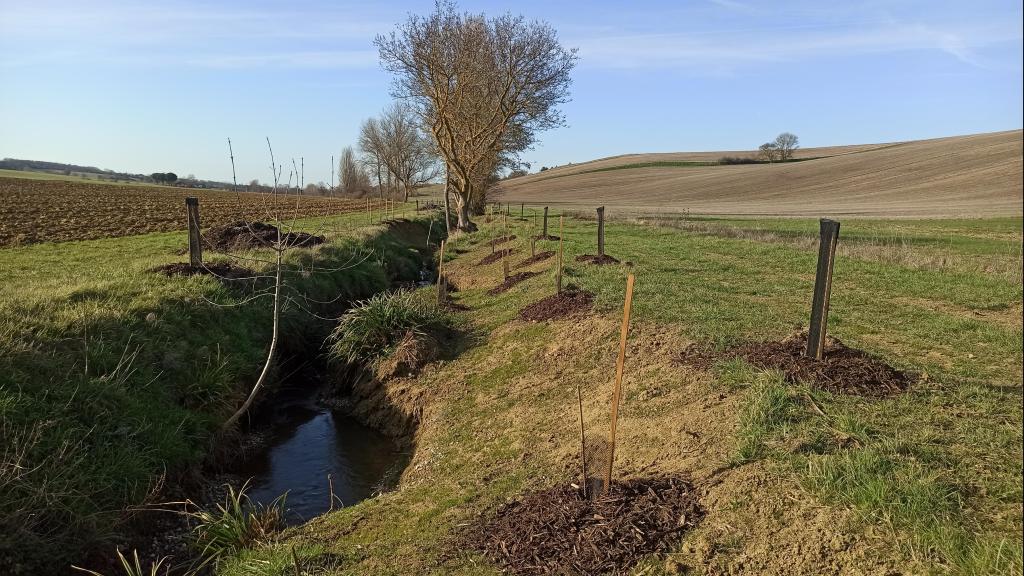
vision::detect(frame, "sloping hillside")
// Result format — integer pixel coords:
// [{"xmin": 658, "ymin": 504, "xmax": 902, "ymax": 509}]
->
[{"xmin": 496, "ymin": 130, "xmax": 1023, "ymax": 217}]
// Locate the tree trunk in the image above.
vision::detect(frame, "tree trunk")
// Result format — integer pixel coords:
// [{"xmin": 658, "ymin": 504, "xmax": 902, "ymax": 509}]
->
[
  {"xmin": 454, "ymin": 193, "xmax": 477, "ymax": 232},
  {"xmin": 443, "ymin": 170, "xmax": 452, "ymax": 233}
]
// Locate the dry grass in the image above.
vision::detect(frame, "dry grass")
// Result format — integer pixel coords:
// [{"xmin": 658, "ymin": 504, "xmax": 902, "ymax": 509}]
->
[{"xmin": 496, "ymin": 130, "xmax": 1023, "ymax": 218}]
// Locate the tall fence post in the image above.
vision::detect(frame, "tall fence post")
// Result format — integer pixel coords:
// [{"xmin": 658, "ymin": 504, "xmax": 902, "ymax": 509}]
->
[
  {"xmin": 186, "ymin": 197, "xmax": 202, "ymax": 267},
  {"xmin": 521, "ymin": 203, "xmax": 524, "ymax": 218},
  {"xmin": 806, "ymin": 219, "xmax": 841, "ymax": 360},
  {"xmin": 604, "ymin": 273, "xmax": 635, "ymax": 494},
  {"xmin": 542, "ymin": 206, "xmax": 549, "ymax": 238},
  {"xmin": 596, "ymin": 206, "xmax": 606, "ymax": 257}
]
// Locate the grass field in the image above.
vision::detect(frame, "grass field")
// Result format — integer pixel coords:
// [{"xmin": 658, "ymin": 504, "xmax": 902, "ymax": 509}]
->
[
  {"xmin": 215, "ymin": 210, "xmax": 1022, "ymax": 575},
  {"xmin": 496, "ymin": 130, "xmax": 1023, "ymax": 218},
  {"xmin": 0, "ymin": 206, "xmax": 427, "ymax": 572},
  {"xmin": 0, "ymin": 168, "xmax": 169, "ymax": 186},
  {"xmin": 0, "ymin": 176, "xmax": 368, "ymax": 246}
]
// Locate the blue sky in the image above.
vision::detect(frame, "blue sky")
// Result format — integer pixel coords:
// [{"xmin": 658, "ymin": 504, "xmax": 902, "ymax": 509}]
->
[{"xmin": 1, "ymin": 0, "xmax": 1021, "ymax": 185}]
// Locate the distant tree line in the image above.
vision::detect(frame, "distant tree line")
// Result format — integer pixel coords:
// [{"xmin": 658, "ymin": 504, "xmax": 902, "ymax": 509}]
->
[{"xmin": 149, "ymin": 172, "xmax": 178, "ymax": 184}]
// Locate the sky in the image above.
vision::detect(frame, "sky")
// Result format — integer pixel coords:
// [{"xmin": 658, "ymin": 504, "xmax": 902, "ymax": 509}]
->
[{"xmin": 1, "ymin": 0, "xmax": 1021, "ymax": 185}]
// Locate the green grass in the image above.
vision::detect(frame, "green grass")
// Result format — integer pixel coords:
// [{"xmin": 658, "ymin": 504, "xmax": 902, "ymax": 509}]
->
[
  {"xmin": 206, "ymin": 211, "xmax": 1020, "ymax": 575},
  {"xmin": 0, "ymin": 207, "xmax": 431, "ymax": 573},
  {"xmin": 4, "ymin": 207, "xmax": 1020, "ymax": 574}
]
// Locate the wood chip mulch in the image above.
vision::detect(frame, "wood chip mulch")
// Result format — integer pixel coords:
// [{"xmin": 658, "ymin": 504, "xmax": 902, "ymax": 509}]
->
[
  {"xmin": 462, "ymin": 477, "xmax": 703, "ymax": 575},
  {"xmin": 488, "ymin": 234, "xmax": 517, "ymax": 246},
  {"xmin": 478, "ymin": 249, "xmax": 515, "ymax": 266},
  {"xmin": 677, "ymin": 332, "xmax": 914, "ymax": 396},
  {"xmin": 487, "ymin": 271, "xmax": 539, "ymax": 295},
  {"xmin": 516, "ymin": 250, "xmax": 556, "ymax": 268},
  {"xmin": 575, "ymin": 254, "xmax": 620, "ymax": 265},
  {"xmin": 151, "ymin": 262, "xmax": 256, "ymax": 280},
  {"xmin": 518, "ymin": 290, "xmax": 594, "ymax": 322}
]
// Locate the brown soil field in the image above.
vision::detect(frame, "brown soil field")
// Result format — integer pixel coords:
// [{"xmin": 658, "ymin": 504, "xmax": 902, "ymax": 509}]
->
[
  {"xmin": 0, "ymin": 178, "xmax": 364, "ymax": 246},
  {"xmin": 496, "ymin": 130, "xmax": 1023, "ymax": 217}
]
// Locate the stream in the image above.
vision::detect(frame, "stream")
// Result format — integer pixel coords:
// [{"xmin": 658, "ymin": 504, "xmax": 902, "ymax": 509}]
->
[{"xmin": 232, "ymin": 376, "xmax": 405, "ymax": 524}]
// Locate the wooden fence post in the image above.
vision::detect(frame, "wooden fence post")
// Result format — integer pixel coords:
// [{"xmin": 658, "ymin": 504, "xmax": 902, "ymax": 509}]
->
[
  {"xmin": 185, "ymin": 197, "xmax": 202, "ymax": 267},
  {"xmin": 521, "ymin": 203, "xmax": 524, "ymax": 218},
  {"xmin": 806, "ymin": 219, "xmax": 841, "ymax": 360},
  {"xmin": 556, "ymin": 216, "xmax": 564, "ymax": 293},
  {"xmin": 542, "ymin": 207, "xmax": 549, "ymax": 238},
  {"xmin": 604, "ymin": 273, "xmax": 635, "ymax": 494},
  {"xmin": 596, "ymin": 206, "xmax": 606, "ymax": 257}
]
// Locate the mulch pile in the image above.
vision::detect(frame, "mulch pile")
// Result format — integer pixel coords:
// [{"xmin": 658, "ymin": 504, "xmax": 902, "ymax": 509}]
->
[
  {"xmin": 151, "ymin": 262, "xmax": 255, "ymax": 280},
  {"xmin": 533, "ymin": 234, "xmax": 561, "ymax": 241},
  {"xmin": 519, "ymin": 289, "xmax": 594, "ymax": 322},
  {"xmin": 489, "ymin": 234, "xmax": 517, "ymax": 246},
  {"xmin": 576, "ymin": 254, "xmax": 620, "ymax": 265},
  {"xmin": 517, "ymin": 250, "xmax": 555, "ymax": 268},
  {"xmin": 677, "ymin": 332, "xmax": 913, "ymax": 397},
  {"xmin": 463, "ymin": 477, "xmax": 703, "ymax": 575},
  {"xmin": 487, "ymin": 271, "xmax": 539, "ymax": 295},
  {"xmin": 203, "ymin": 221, "xmax": 325, "ymax": 252},
  {"xmin": 478, "ymin": 249, "xmax": 515, "ymax": 266}
]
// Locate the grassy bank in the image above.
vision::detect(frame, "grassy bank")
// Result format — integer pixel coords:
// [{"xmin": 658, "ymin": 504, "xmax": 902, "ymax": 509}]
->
[
  {"xmin": 219, "ymin": 213, "xmax": 1021, "ymax": 575},
  {"xmin": 0, "ymin": 207, "xmax": 431, "ymax": 572}
]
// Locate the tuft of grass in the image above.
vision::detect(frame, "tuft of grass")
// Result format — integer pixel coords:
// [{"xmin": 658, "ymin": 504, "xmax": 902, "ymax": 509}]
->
[
  {"xmin": 188, "ymin": 482, "xmax": 287, "ymax": 568},
  {"xmin": 734, "ymin": 373, "xmax": 800, "ymax": 462},
  {"xmin": 329, "ymin": 290, "xmax": 451, "ymax": 368},
  {"xmin": 72, "ymin": 549, "xmax": 169, "ymax": 576}
]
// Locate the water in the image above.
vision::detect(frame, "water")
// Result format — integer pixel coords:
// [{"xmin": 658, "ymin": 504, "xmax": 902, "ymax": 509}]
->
[{"xmin": 233, "ymin": 387, "xmax": 403, "ymax": 524}]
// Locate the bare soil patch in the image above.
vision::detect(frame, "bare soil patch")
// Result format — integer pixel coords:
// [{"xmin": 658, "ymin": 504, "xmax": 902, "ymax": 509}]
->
[
  {"xmin": 151, "ymin": 262, "xmax": 255, "ymax": 280},
  {"xmin": 488, "ymin": 234, "xmax": 517, "ymax": 247},
  {"xmin": 678, "ymin": 332, "xmax": 913, "ymax": 396},
  {"xmin": 204, "ymin": 221, "xmax": 325, "ymax": 252},
  {"xmin": 478, "ymin": 249, "xmax": 515, "ymax": 266},
  {"xmin": 532, "ymin": 234, "xmax": 561, "ymax": 241},
  {"xmin": 576, "ymin": 254, "xmax": 621, "ymax": 265},
  {"xmin": 487, "ymin": 271, "xmax": 539, "ymax": 295},
  {"xmin": 518, "ymin": 289, "xmax": 594, "ymax": 322},
  {"xmin": 516, "ymin": 250, "xmax": 555, "ymax": 268},
  {"xmin": 464, "ymin": 477, "xmax": 703, "ymax": 575}
]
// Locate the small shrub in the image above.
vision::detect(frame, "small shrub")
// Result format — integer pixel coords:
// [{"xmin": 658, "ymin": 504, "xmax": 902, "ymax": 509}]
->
[
  {"xmin": 329, "ymin": 290, "xmax": 451, "ymax": 369},
  {"xmin": 188, "ymin": 482, "xmax": 286, "ymax": 568}
]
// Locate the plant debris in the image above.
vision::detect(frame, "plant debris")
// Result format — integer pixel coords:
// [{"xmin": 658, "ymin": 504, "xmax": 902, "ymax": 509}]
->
[
  {"xmin": 151, "ymin": 262, "xmax": 256, "ymax": 280},
  {"xmin": 478, "ymin": 249, "xmax": 515, "ymax": 265},
  {"xmin": 203, "ymin": 221, "xmax": 325, "ymax": 252},
  {"xmin": 518, "ymin": 289, "xmax": 594, "ymax": 322},
  {"xmin": 489, "ymin": 234, "xmax": 517, "ymax": 246},
  {"xmin": 516, "ymin": 250, "xmax": 555, "ymax": 268},
  {"xmin": 463, "ymin": 477, "xmax": 703, "ymax": 575},
  {"xmin": 576, "ymin": 254, "xmax": 620, "ymax": 265},
  {"xmin": 487, "ymin": 271, "xmax": 539, "ymax": 295},
  {"xmin": 677, "ymin": 332, "xmax": 913, "ymax": 396}
]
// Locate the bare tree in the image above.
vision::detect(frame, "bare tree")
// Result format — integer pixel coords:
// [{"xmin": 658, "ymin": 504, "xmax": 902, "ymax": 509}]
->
[
  {"xmin": 376, "ymin": 1, "xmax": 577, "ymax": 231},
  {"xmin": 774, "ymin": 132, "xmax": 799, "ymax": 161},
  {"xmin": 378, "ymin": 102, "xmax": 440, "ymax": 201},
  {"xmin": 358, "ymin": 117, "xmax": 390, "ymax": 199},
  {"xmin": 339, "ymin": 145, "xmax": 370, "ymax": 196},
  {"xmin": 758, "ymin": 142, "xmax": 779, "ymax": 163}
]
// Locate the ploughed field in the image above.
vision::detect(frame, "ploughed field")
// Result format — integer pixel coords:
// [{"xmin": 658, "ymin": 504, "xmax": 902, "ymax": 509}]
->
[
  {"xmin": 0, "ymin": 177, "xmax": 363, "ymax": 246},
  {"xmin": 496, "ymin": 130, "xmax": 1023, "ymax": 218}
]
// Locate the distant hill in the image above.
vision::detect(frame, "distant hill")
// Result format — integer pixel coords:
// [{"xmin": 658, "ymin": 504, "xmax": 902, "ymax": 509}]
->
[
  {"xmin": 496, "ymin": 130, "xmax": 1023, "ymax": 218},
  {"xmin": 0, "ymin": 158, "xmax": 232, "ymax": 189}
]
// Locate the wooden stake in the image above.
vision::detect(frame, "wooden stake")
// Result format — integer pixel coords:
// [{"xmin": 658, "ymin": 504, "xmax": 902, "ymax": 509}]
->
[
  {"xmin": 328, "ymin": 473, "xmax": 335, "ymax": 512},
  {"xmin": 542, "ymin": 206, "xmax": 549, "ymax": 238},
  {"xmin": 604, "ymin": 273, "xmax": 635, "ymax": 494},
  {"xmin": 185, "ymin": 197, "xmax": 202, "ymax": 267},
  {"xmin": 597, "ymin": 206, "xmax": 606, "ymax": 257},
  {"xmin": 503, "ymin": 259, "xmax": 510, "ymax": 280},
  {"xmin": 437, "ymin": 240, "xmax": 446, "ymax": 305},
  {"xmin": 577, "ymin": 383, "xmax": 588, "ymax": 499},
  {"xmin": 806, "ymin": 219, "xmax": 841, "ymax": 360},
  {"xmin": 556, "ymin": 215, "xmax": 564, "ymax": 294}
]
